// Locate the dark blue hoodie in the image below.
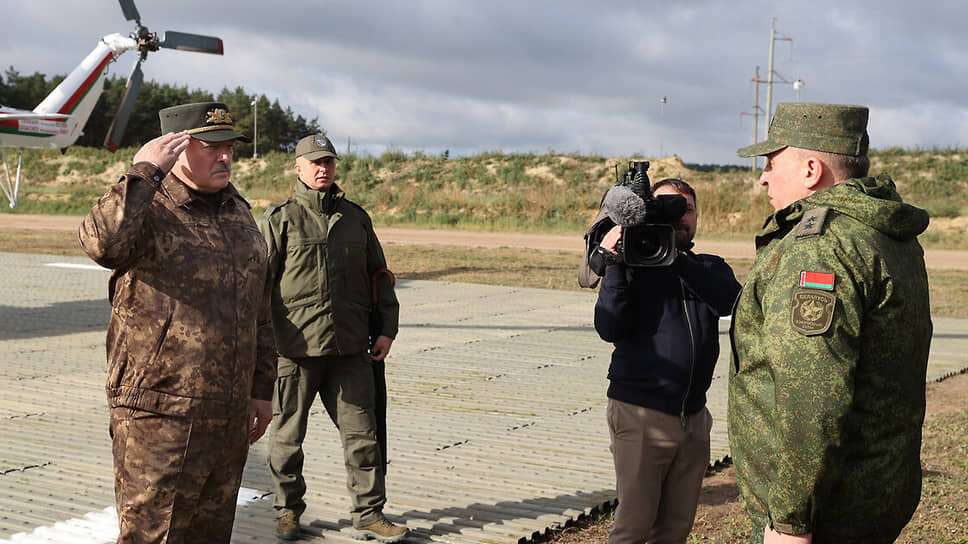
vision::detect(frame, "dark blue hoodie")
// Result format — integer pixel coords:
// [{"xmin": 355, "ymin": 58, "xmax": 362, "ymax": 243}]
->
[{"xmin": 595, "ymin": 251, "xmax": 740, "ymax": 417}]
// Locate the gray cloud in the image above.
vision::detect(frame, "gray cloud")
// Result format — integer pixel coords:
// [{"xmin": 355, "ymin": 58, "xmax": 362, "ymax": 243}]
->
[{"xmin": 2, "ymin": 0, "xmax": 966, "ymax": 163}]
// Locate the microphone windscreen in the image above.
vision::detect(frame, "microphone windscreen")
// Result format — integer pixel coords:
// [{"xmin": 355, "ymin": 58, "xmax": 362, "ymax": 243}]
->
[{"xmin": 603, "ymin": 185, "xmax": 647, "ymax": 226}]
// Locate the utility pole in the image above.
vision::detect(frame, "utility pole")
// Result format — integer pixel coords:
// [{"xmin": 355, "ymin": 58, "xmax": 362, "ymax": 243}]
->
[
  {"xmin": 764, "ymin": 18, "xmax": 793, "ymax": 133},
  {"xmin": 741, "ymin": 66, "xmax": 766, "ymax": 174},
  {"xmin": 741, "ymin": 21, "xmax": 797, "ymax": 176},
  {"xmin": 751, "ymin": 66, "xmax": 762, "ymax": 173}
]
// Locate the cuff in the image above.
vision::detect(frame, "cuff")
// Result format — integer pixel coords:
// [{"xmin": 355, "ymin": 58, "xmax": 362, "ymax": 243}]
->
[
  {"xmin": 129, "ymin": 161, "xmax": 166, "ymax": 185},
  {"xmin": 772, "ymin": 521, "xmax": 811, "ymax": 535}
]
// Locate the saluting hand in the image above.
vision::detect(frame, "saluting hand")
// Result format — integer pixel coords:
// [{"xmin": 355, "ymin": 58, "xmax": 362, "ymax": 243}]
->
[{"xmin": 132, "ymin": 131, "xmax": 191, "ymax": 174}]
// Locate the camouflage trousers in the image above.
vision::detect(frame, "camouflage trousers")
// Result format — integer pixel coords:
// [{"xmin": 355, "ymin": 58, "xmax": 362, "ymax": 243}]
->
[
  {"xmin": 109, "ymin": 407, "xmax": 249, "ymax": 544},
  {"xmin": 268, "ymin": 353, "xmax": 386, "ymax": 526}
]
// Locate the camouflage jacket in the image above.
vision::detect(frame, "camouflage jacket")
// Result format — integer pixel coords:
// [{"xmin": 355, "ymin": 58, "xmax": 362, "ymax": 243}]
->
[
  {"xmin": 728, "ymin": 174, "xmax": 932, "ymax": 541},
  {"xmin": 257, "ymin": 181, "xmax": 399, "ymax": 358},
  {"xmin": 79, "ymin": 162, "xmax": 277, "ymax": 417}
]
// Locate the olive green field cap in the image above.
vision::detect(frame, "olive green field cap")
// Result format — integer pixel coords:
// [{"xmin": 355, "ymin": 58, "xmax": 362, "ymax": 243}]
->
[
  {"xmin": 737, "ymin": 102, "xmax": 869, "ymax": 157},
  {"xmin": 295, "ymin": 134, "xmax": 339, "ymax": 160},
  {"xmin": 159, "ymin": 102, "xmax": 250, "ymax": 142}
]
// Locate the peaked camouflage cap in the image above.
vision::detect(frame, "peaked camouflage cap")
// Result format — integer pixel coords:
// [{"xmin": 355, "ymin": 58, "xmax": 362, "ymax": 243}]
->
[
  {"xmin": 737, "ymin": 102, "xmax": 869, "ymax": 157},
  {"xmin": 159, "ymin": 101, "xmax": 250, "ymax": 142},
  {"xmin": 295, "ymin": 134, "xmax": 339, "ymax": 160}
]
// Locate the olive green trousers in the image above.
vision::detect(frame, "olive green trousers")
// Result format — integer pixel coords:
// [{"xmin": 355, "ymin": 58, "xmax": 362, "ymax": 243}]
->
[{"xmin": 267, "ymin": 354, "xmax": 386, "ymax": 526}]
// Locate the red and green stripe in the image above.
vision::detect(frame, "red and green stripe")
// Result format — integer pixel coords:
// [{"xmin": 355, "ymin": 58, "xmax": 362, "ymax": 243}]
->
[
  {"xmin": 56, "ymin": 51, "xmax": 114, "ymax": 115},
  {"xmin": 800, "ymin": 271, "xmax": 834, "ymax": 291}
]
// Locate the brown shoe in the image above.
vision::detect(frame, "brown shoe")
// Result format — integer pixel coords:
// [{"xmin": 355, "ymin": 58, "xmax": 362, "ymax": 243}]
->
[
  {"xmin": 276, "ymin": 512, "xmax": 301, "ymax": 541},
  {"xmin": 353, "ymin": 515, "xmax": 408, "ymax": 542}
]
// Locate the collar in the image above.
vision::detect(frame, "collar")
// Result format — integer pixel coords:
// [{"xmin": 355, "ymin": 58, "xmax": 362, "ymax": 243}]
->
[
  {"xmin": 292, "ymin": 180, "xmax": 343, "ymax": 213},
  {"xmin": 163, "ymin": 173, "xmax": 244, "ymax": 209},
  {"xmin": 756, "ymin": 200, "xmax": 807, "ymax": 248}
]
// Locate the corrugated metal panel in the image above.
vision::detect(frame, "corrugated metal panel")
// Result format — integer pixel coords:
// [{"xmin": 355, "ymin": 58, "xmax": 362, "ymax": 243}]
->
[{"xmin": 1, "ymin": 251, "xmax": 963, "ymax": 543}]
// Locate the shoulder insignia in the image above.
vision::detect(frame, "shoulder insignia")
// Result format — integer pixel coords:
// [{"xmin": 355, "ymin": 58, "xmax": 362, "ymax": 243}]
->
[
  {"xmin": 795, "ymin": 206, "xmax": 830, "ymax": 238},
  {"xmin": 262, "ymin": 199, "xmax": 292, "ymax": 218}
]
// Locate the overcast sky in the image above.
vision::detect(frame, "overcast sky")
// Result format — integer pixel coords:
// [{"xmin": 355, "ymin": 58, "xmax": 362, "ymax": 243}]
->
[{"xmin": 3, "ymin": 0, "xmax": 966, "ymax": 164}]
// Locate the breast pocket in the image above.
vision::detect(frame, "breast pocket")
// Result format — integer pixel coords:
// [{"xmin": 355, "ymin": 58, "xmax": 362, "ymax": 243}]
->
[{"xmin": 281, "ymin": 235, "xmax": 326, "ymax": 307}]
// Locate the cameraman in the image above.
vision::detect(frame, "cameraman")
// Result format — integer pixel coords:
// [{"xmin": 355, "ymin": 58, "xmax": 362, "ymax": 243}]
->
[{"xmin": 594, "ymin": 179, "xmax": 740, "ymax": 544}]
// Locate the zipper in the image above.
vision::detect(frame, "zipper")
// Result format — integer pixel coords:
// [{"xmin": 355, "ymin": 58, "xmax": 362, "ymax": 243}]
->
[
  {"xmin": 150, "ymin": 311, "xmax": 174, "ymax": 361},
  {"xmin": 679, "ymin": 278, "xmax": 696, "ymax": 430},
  {"xmin": 314, "ymin": 206, "xmax": 340, "ymax": 354},
  {"xmin": 215, "ymin": 200, "xmax": 241, "ymax": 395}
]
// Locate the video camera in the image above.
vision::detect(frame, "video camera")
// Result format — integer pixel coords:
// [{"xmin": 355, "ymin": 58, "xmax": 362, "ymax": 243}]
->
[{"xmin": 589, "ymin": 161, "xmax": 687, "ymax": 267}]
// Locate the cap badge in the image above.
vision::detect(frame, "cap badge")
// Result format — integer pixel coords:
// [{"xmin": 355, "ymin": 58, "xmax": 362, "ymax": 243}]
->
[
  {"xmin": 206, "ymin": 108, "xmax": 233, "ymax": 125},
  {"xmin": 315, "ymin": 137, "xmax": 326, "ymax": 148}
]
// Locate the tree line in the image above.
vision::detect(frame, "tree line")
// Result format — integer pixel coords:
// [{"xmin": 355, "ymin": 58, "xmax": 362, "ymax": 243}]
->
[{"xmin": 0, "ymin": 67, "xmax": 319, "ymax": 156}]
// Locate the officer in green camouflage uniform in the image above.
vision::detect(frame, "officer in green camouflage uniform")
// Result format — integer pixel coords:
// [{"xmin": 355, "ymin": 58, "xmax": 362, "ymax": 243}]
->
[
  {"xmin": 728, "ymin": 103, "xmax": 932, "ymax": 544},
  {"xmin": 79, "ymin": 102, "xmax": 276, "ymax": 544},
  {"xmin": 259, "ymin": 134, "xmax": 405, "ymax": 542}
]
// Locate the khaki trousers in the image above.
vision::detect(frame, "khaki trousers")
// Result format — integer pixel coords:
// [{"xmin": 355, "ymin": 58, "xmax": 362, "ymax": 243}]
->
[
  {"xmin": 606, "ymin": 399, "xmax": 712, "ymax": 544},
  {"xmin": 110, "ymin": 408, "xmax": 249, "ymax": 544},
  {"xmin": 268, "ymin": 354, "xmax": 385, "ymax": 526}
]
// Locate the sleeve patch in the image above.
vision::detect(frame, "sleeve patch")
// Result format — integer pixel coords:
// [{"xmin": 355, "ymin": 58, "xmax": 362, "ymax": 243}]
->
[{"xmin": 790, "ymin": 289, "xmax": 836, "ymax": 336}]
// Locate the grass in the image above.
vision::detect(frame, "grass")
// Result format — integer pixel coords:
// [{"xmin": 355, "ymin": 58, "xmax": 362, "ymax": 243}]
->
[
  {"xmin": 902, "ymin": 410, "xmax": 968, "ymax": 543},
  {"xmin": 2, "ymin": 228, "xmax": 966, "ymax": 319},
  {"xmin": 4, "ymin": 146, "xmax": 967, "ymax": 248},
  {"xmin": 928, "ymin": 269, "xmax": 968, "ymax": 319}
]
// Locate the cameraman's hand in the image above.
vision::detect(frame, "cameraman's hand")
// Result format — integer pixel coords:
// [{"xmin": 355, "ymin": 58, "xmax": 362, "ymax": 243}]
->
[{"xmin": 601, "ymin": 225, "xmax": 622, "ymax": 254}]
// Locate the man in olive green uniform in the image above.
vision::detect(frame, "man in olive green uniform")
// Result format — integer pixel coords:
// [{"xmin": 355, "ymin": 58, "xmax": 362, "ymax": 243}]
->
[
  {"xmin": 259, "ymin": 134, "xmax": 405, "ymax": 542},
  {"xmin": 728, "ymin": 103, "xmax": 932, "ymax": 544},
  {"xmin": 80, "ymin": 102, "xmax": 276, "ymax": 543}
]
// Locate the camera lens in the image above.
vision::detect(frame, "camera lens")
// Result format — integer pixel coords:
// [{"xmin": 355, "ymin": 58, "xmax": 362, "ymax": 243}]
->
[
  {"xmin": 622, "ymin": 224, "xmax": 677, "ymax": 267},
  {"xmin": 631, "ymin": 231, "xmax": 664, "ymax": 260}
]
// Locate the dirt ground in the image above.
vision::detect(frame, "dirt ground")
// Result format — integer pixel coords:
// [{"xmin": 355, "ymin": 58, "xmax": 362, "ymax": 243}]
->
[
  {"xmin": 1, "ymin": 213, "xmax": 967, "ymax": 270},
  {"xmin": 538, "ymin": 371, "xmax": 968, "ymax": 544}
]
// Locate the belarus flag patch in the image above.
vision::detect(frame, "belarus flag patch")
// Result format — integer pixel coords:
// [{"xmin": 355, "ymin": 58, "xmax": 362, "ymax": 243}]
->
[{"xmin": 799, "ymin": 271, "xmax": 835, "ymax": 291}]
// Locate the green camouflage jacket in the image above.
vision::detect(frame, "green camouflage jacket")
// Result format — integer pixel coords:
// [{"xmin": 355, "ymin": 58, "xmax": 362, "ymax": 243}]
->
[
  {"xmin": 79, "ymin": 162, "xmax": 277, "ymax": 417},
  {"xmin": 258, "ymin": 181, "xmax": 399, "ymax": 358},
  {"xmin": 728, "ymin": 174, "xmax": 932, "ymax": 541}
]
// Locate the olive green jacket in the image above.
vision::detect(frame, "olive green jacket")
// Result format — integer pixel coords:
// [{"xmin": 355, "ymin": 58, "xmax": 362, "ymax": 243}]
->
[
  {"xmin": 258, "ymin": 181, "xmax": 399, "ymax": 358},
  {"xmin": 728, "ymin": 174, "xmax": 931, "ymax": 542}
]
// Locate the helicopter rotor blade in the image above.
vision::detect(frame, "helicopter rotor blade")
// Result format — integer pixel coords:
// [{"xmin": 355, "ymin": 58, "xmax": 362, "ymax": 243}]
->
[
  {"xmin": 118, "ymin": 0, "xmax": 141, "ymax": 25},
  {"xmin": 159, "ymin": 31, "xmax": 224, "ymax": 55},
  {"xmin": 104, "ymin": 59, "xmax": 144, "ymax": 152}
]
